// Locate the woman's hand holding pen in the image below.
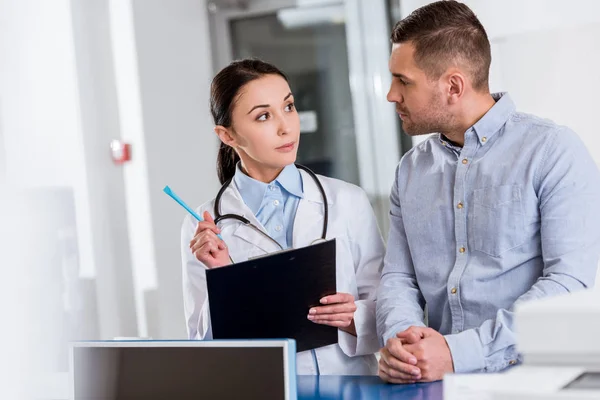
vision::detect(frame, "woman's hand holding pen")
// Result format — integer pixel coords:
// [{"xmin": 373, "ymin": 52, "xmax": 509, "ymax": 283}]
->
[
  {"xmin": 190, "ymin": 211, "xmax": 231, "ymax": 268},
  {"xmin": 307, "ymin": 293, "xmax": 357, "ymax": 336}
]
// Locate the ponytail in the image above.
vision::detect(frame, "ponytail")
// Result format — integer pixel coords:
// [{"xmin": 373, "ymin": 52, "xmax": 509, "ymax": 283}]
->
[{"xmin": 216, "ymin": 142, "xmax": 239, "ymax": 184}]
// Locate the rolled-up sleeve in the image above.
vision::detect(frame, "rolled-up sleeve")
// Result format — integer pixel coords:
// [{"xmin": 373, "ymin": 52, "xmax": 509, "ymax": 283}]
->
[{"xmin": 376, "ymin": 164, "xmax": 426, "ymax": 346}]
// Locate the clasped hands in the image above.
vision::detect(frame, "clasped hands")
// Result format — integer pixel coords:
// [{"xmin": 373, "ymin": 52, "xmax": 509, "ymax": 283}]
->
[{"xmin": 378, "ymin": 326, "xmax": 454, "ymax": 384}]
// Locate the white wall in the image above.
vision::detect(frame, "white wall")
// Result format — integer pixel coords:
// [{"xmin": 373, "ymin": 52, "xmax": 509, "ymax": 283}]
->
[
  {"xmin": 126, "ymin": 0, "xmax": 220, "ymax": 338},
  {"xmin": 0, "ymin": 0, "xmax": 148, "ymax": 349},
  {"xmin": 0, "ymin": 0, "xmax": 94, "ymax": 393},
  {"xmin": 71, "ymin": 0, "xmax": 138, "ymax": 339},
  {"xmin": 0, "ymin": 100, "xmax": 5, "ymax": 183}
]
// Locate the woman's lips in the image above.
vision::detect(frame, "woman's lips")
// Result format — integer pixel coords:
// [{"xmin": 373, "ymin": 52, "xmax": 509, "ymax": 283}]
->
[{"xmin": 276, "ymin": 142, "xmax": 296, "ymax": 152}]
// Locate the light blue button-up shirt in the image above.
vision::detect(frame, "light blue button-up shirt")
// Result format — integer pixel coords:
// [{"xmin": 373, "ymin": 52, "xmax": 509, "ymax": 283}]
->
[
  {"xmin": 234, "ymin": 163, "xmax": 304, "ymax": 249},
  {"xmin": 377, "ymin": 93, "xmax": 600, "ymax": 373}
]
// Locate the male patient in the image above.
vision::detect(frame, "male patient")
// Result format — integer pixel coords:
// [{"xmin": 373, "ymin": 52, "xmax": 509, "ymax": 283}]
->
[{"xmin": 376, "ymin": 0, "xmax": 600, "ymax": 384}]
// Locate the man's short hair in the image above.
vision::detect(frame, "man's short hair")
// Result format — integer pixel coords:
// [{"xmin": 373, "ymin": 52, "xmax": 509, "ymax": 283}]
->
[{"xmin": 391, "ymin": 0, "xmax": 491, "ymax": 91}]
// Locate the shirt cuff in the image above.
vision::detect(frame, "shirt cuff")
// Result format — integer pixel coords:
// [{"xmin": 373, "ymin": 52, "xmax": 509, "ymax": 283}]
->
[
  {"xmin": 338, "ymin": 300, "xmax": 380, "ymax": 357},
  {"xmin": 444, "ymin": 329, "xmax": 486, "ymax": 373}
]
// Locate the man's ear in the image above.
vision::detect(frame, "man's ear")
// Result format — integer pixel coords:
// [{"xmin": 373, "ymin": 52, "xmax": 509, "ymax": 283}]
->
[
  {"xmin": 214, "ymin": 125, "xmax": 236, "ymax": 147},
  {"xmin": 445, "ymin": 69, "xmax": 465, "ymax": 104}
]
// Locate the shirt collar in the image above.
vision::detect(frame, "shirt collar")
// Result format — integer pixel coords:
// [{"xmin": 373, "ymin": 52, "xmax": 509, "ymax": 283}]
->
[
  {"xmin": 233, "ymin": 163, "xmax": 303, "ymax": 214},
  {"xmin": 471, "ymin": 92, "xmax": 516, "ymax": 145},
  {"xmin": 437, "ymin": 92, "xmax": 516, "ymax": 149},
  {"xmin": 275, "ymin": 163, "xmax": 304, "ymax": 198}
]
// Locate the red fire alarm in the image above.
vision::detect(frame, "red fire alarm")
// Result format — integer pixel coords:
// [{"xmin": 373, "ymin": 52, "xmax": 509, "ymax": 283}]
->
[{"xmin": 110, "ymin": 140, "xmax": 132, "ymax": 164}]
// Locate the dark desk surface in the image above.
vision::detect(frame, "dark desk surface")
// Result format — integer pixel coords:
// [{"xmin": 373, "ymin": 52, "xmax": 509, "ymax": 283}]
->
[{"xmin": 297, "ymin": 375, "xmax": 443, "ymax": 399}]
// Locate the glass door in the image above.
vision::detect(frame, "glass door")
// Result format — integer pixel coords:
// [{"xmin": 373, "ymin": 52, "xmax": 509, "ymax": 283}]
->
[
  {"xmin": 230, "ymin": 10, "xmax": 360, "ymax": 184},
  {"xmin": 209, "ymin": 0, "xmax": 403, "ymax": 236}
]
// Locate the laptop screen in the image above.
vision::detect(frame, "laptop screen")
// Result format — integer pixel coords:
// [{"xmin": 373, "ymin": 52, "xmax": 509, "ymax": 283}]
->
[{"xmin": 73, "ymin": 345, "xmax": 286, "ymax": 400}]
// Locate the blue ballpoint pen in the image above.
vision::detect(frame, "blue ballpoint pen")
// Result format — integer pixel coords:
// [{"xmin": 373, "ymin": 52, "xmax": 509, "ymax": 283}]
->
[{"xmin": 163, "ymin": 185, "xmax": 224, "ymax": 241}]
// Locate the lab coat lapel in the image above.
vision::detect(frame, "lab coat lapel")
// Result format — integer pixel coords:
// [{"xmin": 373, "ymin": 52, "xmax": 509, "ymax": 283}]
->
[
  {"xmin": 219, "ymin": 184, "xmax": 280, "ymax": 255},
  {"xmin": 292, "ymin": 170, "xmax": 330, "ymax": 248}
]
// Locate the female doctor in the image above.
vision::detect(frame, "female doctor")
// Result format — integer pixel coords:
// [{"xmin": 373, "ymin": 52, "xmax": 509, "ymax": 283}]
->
[{"xmin": 181, "ymin": 59, "xmax": 384, "ymax": 375}]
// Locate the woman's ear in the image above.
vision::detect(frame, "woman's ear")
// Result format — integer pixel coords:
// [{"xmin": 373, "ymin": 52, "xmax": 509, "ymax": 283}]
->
[{"xmin": 214, "ymin": 125, "xmax": 236, "ymax": 147}]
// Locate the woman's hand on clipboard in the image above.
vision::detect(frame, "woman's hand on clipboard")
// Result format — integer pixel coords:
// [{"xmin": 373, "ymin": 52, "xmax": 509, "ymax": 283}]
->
[
  {"xmin": 307, "ymin": 293, "xmax": 357, "ymax": 336},
  {"xmin": 190, "ymin": 211, "xmax": 231, "ymax": 268}
]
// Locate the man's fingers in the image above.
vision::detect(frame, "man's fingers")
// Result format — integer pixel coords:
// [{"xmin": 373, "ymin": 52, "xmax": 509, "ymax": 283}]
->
[
  {"xmin": 319, "ymin": 292, "xmax": 354, "ymax": 305},
  {"xmin": 397, "ymin": 326, "xmax": 428, "ymax": 341},
  {"xmin": 380, "ymin": 348, "xmax": 421, "ymax": 376},
  {"xmin": 386, "ymin": 338, "xmax": 418, "ymax": 366},
  {"xmin": 397, "ymin": 331, "xmax": 421, "ymax": 345},
  {"xmin": 379, "ymin": 358, "xmax": 420, "ymax": 381},
  {"xmin": 378, "ymin": 362, "xmax": 417, "ymax": 384},
  {"xmin": 309, "ymin": 303, "xmax": 356, "ymax": 315}
]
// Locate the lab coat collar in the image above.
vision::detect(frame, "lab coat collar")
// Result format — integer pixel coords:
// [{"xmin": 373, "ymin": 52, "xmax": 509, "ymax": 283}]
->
[
  {"xmin": 218, "ymin": 170, "xmax": 333, "ymax": 251},
  {"xmin": 291, "ymin": 170, "xmax": 332, "ymax": 247},
  {"xmin": 219, "ymin": 182, "xmax": 281, "ymax": 254},
  {"xmin": 299, "ymin": 169, "xmax": 334, "ymax": 205}
]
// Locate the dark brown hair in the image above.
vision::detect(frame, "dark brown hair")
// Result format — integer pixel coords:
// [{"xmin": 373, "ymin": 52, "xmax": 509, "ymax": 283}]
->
[
  {"xmin": 391, "ymin": 0, "xmax": 491, "ymax": 91},
  {"xmin": 210, "ymin": 58, "xmax": 289, "ymax": 184}
]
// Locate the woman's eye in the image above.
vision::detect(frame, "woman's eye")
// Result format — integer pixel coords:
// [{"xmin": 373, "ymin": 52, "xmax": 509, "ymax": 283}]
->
[
  {"xmin": 285, "ymin": 103, "xmax": 295, "ymax": 112},
  {"xmin": 257, "ymin": 113, "xmax": 269, "ymax": 121}
]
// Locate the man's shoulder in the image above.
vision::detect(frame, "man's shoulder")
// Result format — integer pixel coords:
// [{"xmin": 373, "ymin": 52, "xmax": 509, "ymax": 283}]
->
[
  {"xmin": 508, "ymin": 111, "xmax": 583, "ymax": 151},
  {"xmin": 394, "ymin": 135, "xmax": 439, "ymax": 174},
  {"xmin": 509, "ymin": 111, "xmax": 571, "ymax": 137},
  {"xmin": 405, "ymin": 135, "xmax": 439, "ymax": 156}
]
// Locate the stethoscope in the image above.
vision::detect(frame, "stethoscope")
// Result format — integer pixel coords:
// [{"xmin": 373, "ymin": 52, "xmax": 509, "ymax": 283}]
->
[{"xmin": 213, "ymin": 164, "xmax": 329, "ymax": 252}]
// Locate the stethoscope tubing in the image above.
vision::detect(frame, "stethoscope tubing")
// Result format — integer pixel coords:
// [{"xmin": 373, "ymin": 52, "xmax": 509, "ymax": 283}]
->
[{"xmin": 213, "ymin": 164, "xmax": 329, "ymax": 252}]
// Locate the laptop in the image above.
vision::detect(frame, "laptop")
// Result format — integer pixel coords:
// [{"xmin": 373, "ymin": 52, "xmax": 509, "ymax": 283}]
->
[{"xmin": 70, "ymin": 339, "xmax": 296, "ymax": 400}]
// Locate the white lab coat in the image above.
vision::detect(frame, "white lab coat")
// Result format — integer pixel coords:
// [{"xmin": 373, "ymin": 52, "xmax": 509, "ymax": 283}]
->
[{"xmin": 181, "ymin": 170, "xmax": 384, "ymax": 375}]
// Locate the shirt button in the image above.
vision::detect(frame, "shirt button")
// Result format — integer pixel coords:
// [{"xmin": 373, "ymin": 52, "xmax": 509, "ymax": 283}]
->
[
  {"xmin": 275, "ymin": 225, "xmax": 282, "ymax": 232},
  {"xmin": 459, "ymin": 247, "xmax": 466, "ymax": 253},
  {"xmin": 482, "ymin": 136, "xmax": 487, "ymax": 143},
  {"xmin": 509, "ymin": 360, "xmax": 517, "ymax": 365},
  {"xmin": 270, "ymin": 186, "xmax": 277, "ymax": 191},
  {"xmin": 457, "ymin": 202, "xmax": 463, "ymax": 209},
  {"xmin": 273, "ymin": 200, "xmax": 280, "ymax": 206},
  {"xmin": 451, "ymin": 287, "xmax": 458, "ymax": 294},
  {"xmin": 462, "ymin": 158, "xmax": 468, "ymax": 164}
]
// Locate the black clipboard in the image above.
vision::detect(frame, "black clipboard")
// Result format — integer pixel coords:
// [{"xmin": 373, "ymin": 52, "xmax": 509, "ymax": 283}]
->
[{"xmin": 206, "ymin": 239, "xmax": 338, "ymax": 352}]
